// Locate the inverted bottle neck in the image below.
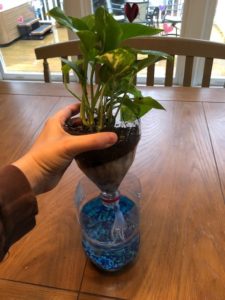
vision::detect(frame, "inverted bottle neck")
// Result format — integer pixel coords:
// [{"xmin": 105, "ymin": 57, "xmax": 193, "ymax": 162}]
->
[{"xmin": 101, "ymin": 190, "xmax": 120, "ymax": 205}]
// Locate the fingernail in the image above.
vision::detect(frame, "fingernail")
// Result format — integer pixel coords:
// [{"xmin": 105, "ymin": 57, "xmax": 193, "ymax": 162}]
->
[{"xmin": 108, "ymin": 133, "xmax": 118, "ymax": 144}]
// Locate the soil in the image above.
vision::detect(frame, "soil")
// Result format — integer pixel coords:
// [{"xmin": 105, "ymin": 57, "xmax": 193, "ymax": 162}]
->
[
  {"xmin": 64, "ymin": 118, "xmax": 141, "ymax": 167},
  {"xmin": 64, "ymin": 118, "xmax": 141, "ymax": 192}
]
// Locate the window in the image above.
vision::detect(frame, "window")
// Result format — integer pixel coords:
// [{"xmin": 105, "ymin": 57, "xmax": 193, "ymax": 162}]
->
[
  {"xmin": 0, "ymin": 0, "xmax": 223, "ymax": 85},
  {"xmin": 0, "ymin": 0, "xmax": 66, "ymax": 80},
  {"xmin": 210, "ymin": 0, "xmax": 225, "ymax": 84}
]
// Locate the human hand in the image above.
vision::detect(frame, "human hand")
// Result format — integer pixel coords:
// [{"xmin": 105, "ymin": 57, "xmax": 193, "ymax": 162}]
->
[{"xmin": 12, "ymin": 104, "xmax": 117, "ymax": 195}]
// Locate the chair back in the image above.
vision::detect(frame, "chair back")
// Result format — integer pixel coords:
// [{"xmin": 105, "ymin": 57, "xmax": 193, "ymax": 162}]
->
[
  {"xmin": 35, "ymin": 36, "xmax": 225, "ymax": 87},
  {"xmin": 146, "ymin": 6, "xmax": 159, "ymax": 26},
  {"xmin": 35, "ymin": 40, "xmax": 81, "ymax": 83},
  {"xmin": 125, "ymin": 37, "xmax": 225, "ymax": 87}
]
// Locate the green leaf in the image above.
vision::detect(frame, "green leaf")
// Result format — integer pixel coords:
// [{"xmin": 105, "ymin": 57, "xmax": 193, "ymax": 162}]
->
[
  {"xmin": 121, "ymin": 105, "xmax": 137, "ymax": 122},
  {"xmin": 48, "ymin": 7, "xmax": 75, "ymax": 32},
  {"xmin": 61, "ymin": 58, "xmax": 85, "ymax": 83},
  {"xmin": 116, "ymin": 78, "xmax": 136, "ymax": 95},
  {"xmin": 76, "ymin": 30, "xmax": 98, "ymax": 60},
  {"xmin": 134, "ymin": 96, "xmax": 165, "ymax": 118},
  {"xmin": 81, "ymin": 15, "xmax": 95, "ymax": 31},
  {"xmin": 97, "ymin": 48, "xmax": 136, "ymax": 76},
  {"xmin": 119, "ymin": 23, "xmax": 162, "ymax": 42},
  {"xmin": 69, "ymin": 16, "xmax": 89, "ymax": 30},
  {"xmin": 121, "ymin": 96, "xmax": 165, "ymax": 121},
  {"xmin": 133, "ymin": 49, "xmax": 172, "ymax": 59},
  {"xmin": 49, "ymin": 7, "xmax": 91, "ymax": 32},
  {"xmin": 121, "ymin": 97, "xmax": 139, "ymax": 121},
  {"xmin": 99, "ymin": 64, "xmax": 112, "ymax": 83},
  {"xmin": 95, "ymin": 7, "xmax": 122, "ymax": 52},
  {"xmin": 135, "ymin": 54, "xmax": 167, "ymax": 73},
  {"xmin": 126, "ymin": 85, "xmax": 143, "ymax": 98},
  {"xmin": 100, "ymin": 75, "xmax": 133, "ymax": 97}
]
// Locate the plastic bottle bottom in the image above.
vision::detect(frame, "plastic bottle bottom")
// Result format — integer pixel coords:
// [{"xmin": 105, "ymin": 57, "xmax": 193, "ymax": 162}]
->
[
  {"xmin": 80, "ymin": 195, "xmax": 140, "ymax": 271},
  {"xmin": 82, "ymin": 232, "xmax": 140, "ymax": 271}
]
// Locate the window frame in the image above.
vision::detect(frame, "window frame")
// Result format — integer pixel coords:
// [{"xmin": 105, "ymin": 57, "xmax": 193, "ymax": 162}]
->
[{"xmin": 0, "ymin": 0, "xmax": 223, "ymax": 85}]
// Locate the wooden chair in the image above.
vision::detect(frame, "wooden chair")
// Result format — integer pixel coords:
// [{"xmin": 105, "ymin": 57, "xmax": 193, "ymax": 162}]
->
[
  {"xmin": 146, "ymin": 6, "xmax": 160, "ymax": 27},
  {"xmin": 35, "ymin": 40, "xmax": 81, "ymax": 83},
  {"xmin": 35, "ymin": 36, "xmax": 225, "ymax": 87}
]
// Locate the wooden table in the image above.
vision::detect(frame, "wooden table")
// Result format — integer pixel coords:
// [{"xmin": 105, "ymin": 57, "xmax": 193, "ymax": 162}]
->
[{"xmin": 0, "ymin": 81, "xmax": 225, "ymax": 300}]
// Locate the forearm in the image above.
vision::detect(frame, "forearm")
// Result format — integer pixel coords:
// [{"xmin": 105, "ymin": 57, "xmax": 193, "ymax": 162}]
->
[{"xmin": 0, "ymin": 165, "xmax": 38, "ymax": 260}]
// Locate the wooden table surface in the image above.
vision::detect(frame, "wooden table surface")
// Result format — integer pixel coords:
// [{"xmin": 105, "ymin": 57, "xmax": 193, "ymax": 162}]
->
[{"xmin": 0, "ymin": 81, "xmax": 225, "ymax": 300}]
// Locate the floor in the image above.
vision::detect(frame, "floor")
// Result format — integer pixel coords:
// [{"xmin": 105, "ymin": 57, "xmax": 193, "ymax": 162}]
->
[{"xmin": 0, "ymin": 26, "xmax": 68, "ymax": 74}]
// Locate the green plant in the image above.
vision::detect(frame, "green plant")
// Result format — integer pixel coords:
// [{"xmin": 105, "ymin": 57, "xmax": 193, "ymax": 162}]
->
[{"xmin": 49, "ymin": 7, "xmax": 170, "ymax": 132}]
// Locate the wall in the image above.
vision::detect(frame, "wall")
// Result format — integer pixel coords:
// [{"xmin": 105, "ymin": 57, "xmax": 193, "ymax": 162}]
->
[
  {"xmin": 0, "ymin": 0, "xmax": 29, "ymax": 11},
  {"xmin": 63, "ymin": 0, "xmax": 92, "ymax": 39},
  {"xmin": 214, "ymin": 0, "xmax": 225, "ymax": 37}
]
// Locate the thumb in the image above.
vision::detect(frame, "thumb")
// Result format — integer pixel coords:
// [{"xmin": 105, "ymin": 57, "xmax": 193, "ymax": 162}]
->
[{"xmin": 66, "ymin": 132, "xmax": 118, "ymax": 156}]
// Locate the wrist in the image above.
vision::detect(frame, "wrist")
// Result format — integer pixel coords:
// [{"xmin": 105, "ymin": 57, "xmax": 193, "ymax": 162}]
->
[{"xmin": 12, "ymin": 154, "xmax": 41, "ymax": 195}]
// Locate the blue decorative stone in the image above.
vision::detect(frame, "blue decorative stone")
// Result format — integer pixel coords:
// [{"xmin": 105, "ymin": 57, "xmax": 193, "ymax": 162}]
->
[{"xmin": 80, "ymin": 195, "xmax": 140, "ymax": 271}]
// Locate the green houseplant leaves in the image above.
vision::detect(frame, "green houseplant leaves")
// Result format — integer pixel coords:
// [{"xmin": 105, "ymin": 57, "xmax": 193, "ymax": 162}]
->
[{"xmin": 49, "ymin": 6, "xmax": 171, "ymax": 131}]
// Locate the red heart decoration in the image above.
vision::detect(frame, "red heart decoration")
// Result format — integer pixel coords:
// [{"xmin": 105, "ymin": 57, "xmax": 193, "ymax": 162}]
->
[
  {"xmin": 124, "ymin": 3, "xmax": 139, "ymax": 23},
  {"xmin": 17, "ymin": 16, "xmax": 24, "ymax": 24},
  {"xmin": 163, "ymin": 23, "xmax": 173, "ymax": 33}
]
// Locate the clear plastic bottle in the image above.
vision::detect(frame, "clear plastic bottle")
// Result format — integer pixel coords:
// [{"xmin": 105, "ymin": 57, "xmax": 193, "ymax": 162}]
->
[{"xmin": 75, "ymin": 173, "xmax": 141, "ymax": 271}]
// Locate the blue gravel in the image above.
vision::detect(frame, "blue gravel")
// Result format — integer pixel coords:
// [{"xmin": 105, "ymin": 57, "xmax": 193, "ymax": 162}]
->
[{"xmin": 80, "ymin": 195, "xmax": 140, "ymax": 271}]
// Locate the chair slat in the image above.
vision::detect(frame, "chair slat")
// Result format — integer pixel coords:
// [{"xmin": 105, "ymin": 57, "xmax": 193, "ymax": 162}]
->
[
  {"xmin": 165, "ymin": 56, "xmax": 174, "ymax": 86},
  {"xmin": 43, "ymin": 58, "xmax": 50, "ymax": 83},
  {"xmin": 202, "ymin": 57, "xmax": 213, "ymax": 87},
  {"xmin": 147, "ymin": 64, "xmax": 155, "ymax": 86},
  {"xmin": 183, "ymin": 56, "xmax": 194, "ymax": 87}
]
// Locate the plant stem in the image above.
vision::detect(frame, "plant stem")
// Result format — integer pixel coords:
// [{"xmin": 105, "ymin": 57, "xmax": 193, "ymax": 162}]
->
[
  {"xmin": 97, "ymin": 84, "xmax": 107, "ymax": 130},
  {"xmin": 90, "ymin": 63, "xmax": 95, "ymax": 109},
  {"xmin": 82, "ymin": 85, "xmax": 94, "ymax": 127},
  {"xmin": 81, "ymin": 60, "xmax": 95, "ymax": 127},
  {"xmin": 80, "ymin": 97, "xmax": 88, "ymax": 126},
  {"xmin": 105, "ymin": 95, "xmax": 115, "ymax": 125},
  {"xmin": 93, "ymin": 83, "xmax": 102, "ymax": 109},
  {"xmin": 63, "ymin": 80, "xmax": 82, "ymax": 102},
  {"xmin": 114, "ymin": 92, "xmax": 127, "ymax": 120}
]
